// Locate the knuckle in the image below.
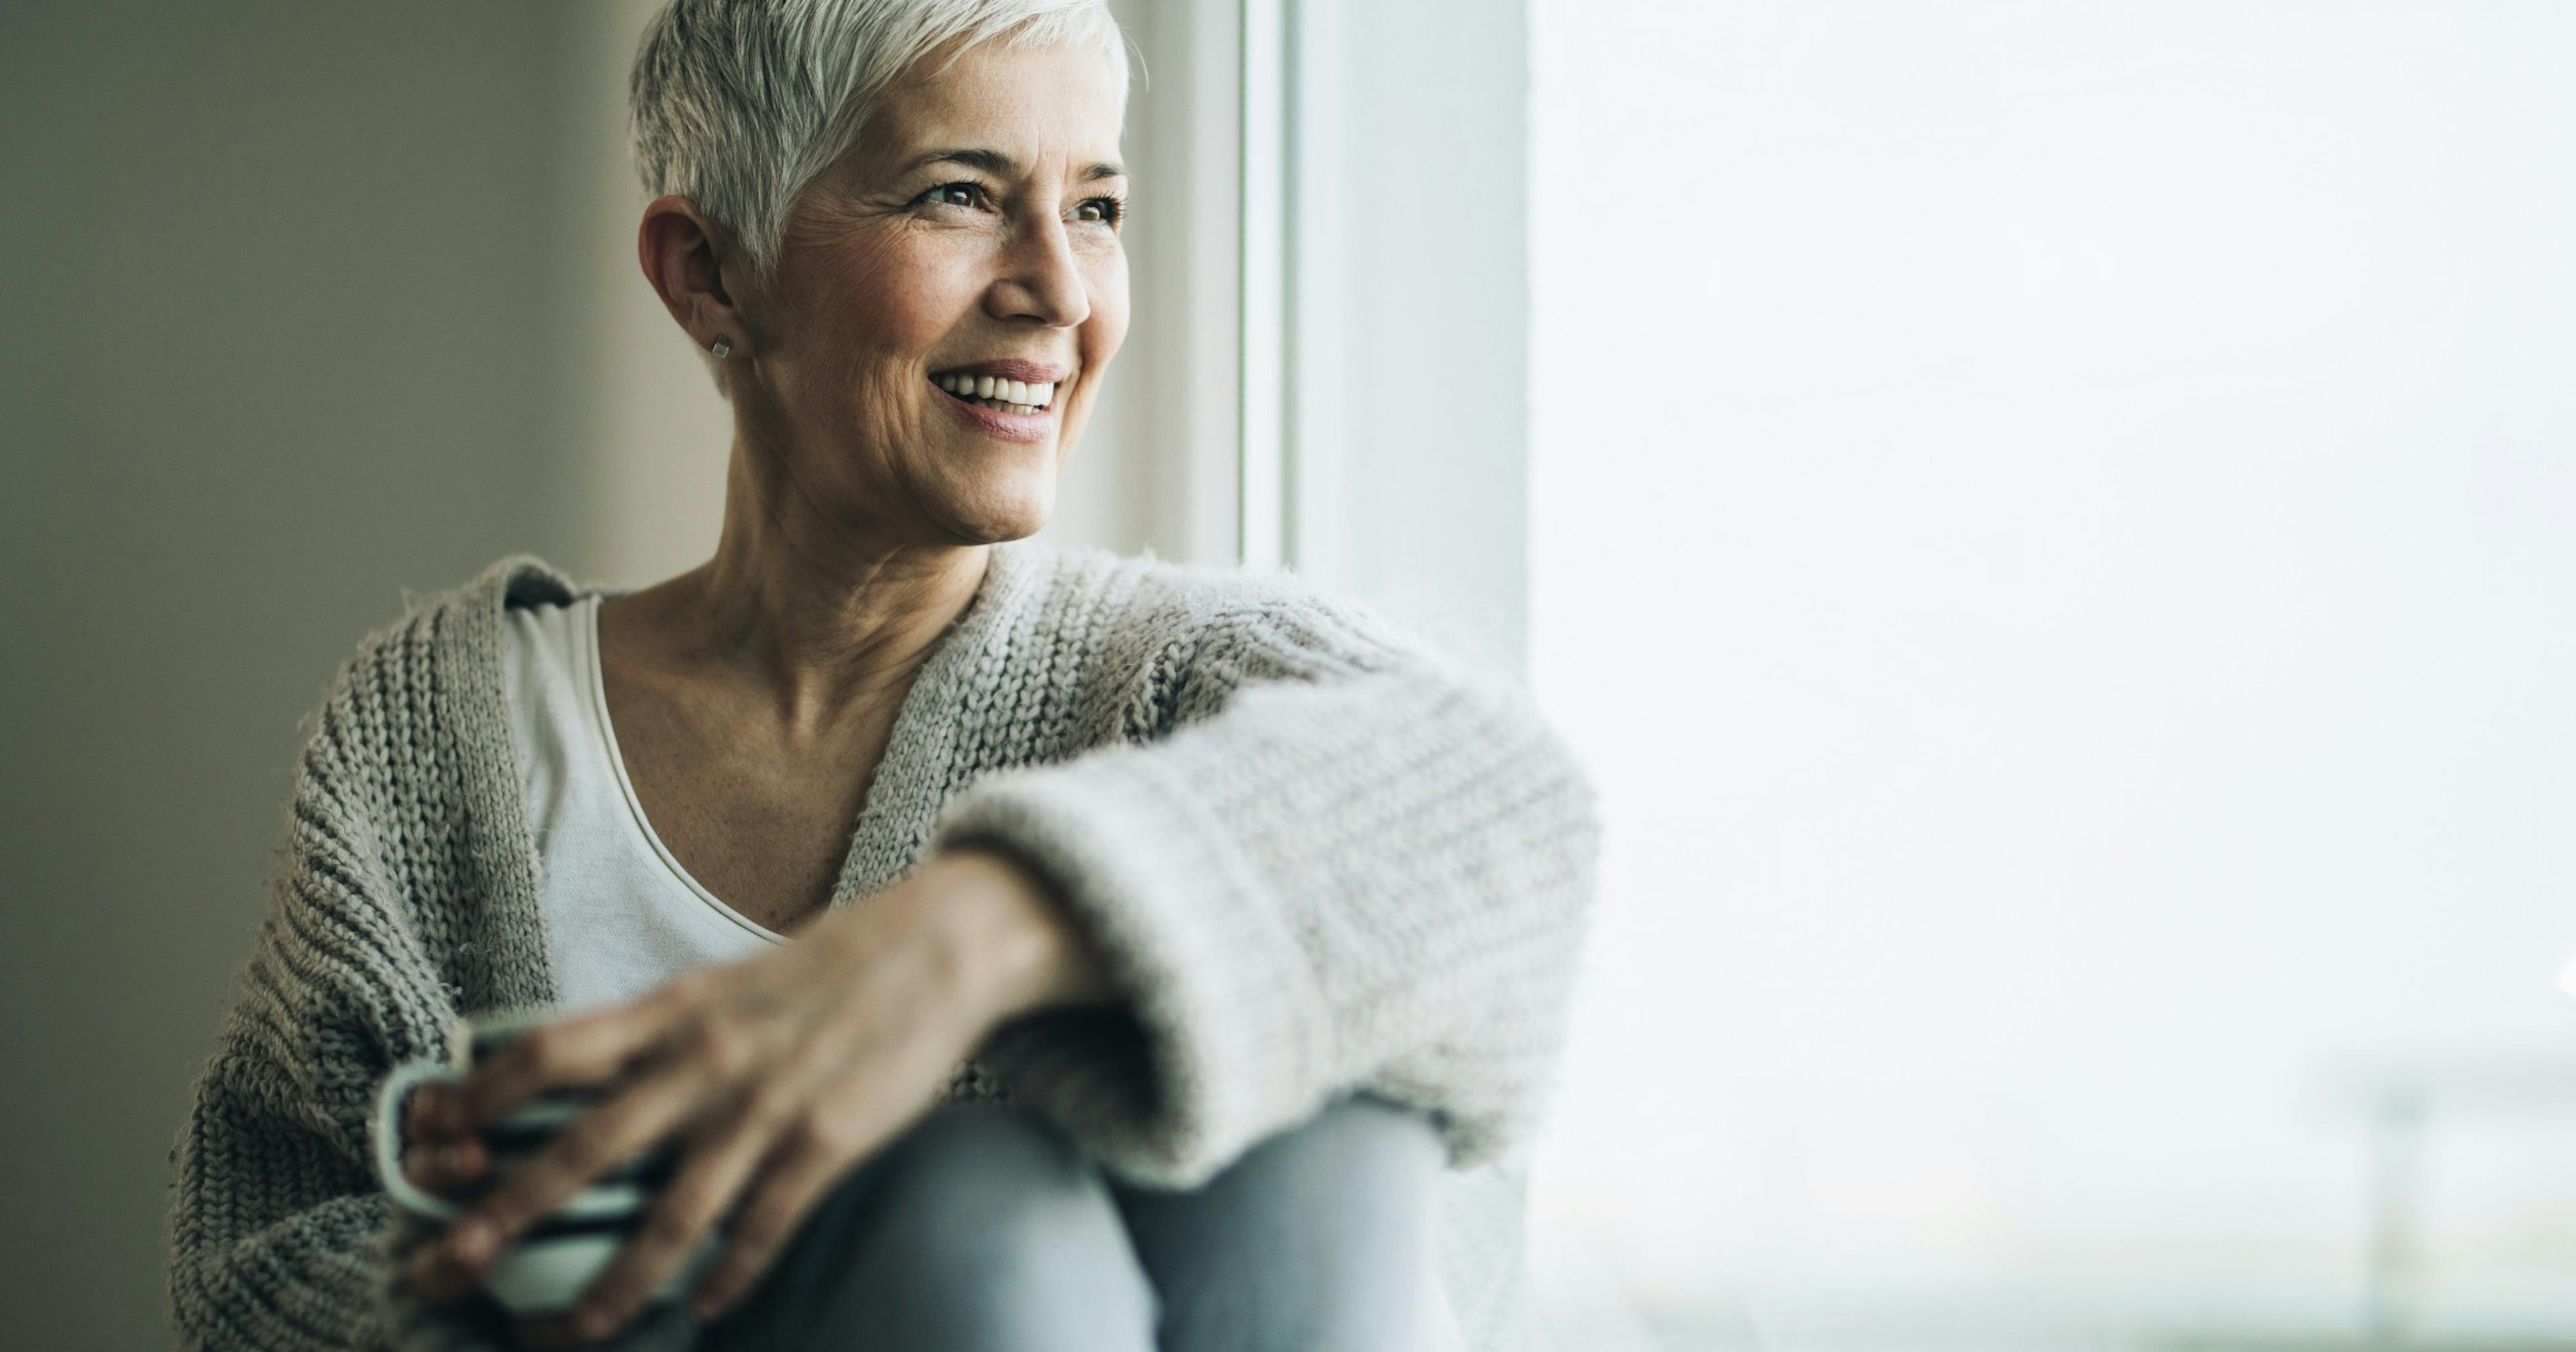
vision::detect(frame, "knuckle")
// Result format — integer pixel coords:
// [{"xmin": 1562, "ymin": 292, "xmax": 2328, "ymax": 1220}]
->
[
  {"xmin": 689, "ymin": 1024, "xmax": 755, "ymax": 1078},
  {"xmin": 786, "ymin": 1112, "xmax": 856, "ymax": 1160},
  {"xmin": 669, "ymin": 1148, "xmax": 741, "ymax": 1210},
  {"xmin": 725, "ymin": 1208, "xmax": 788, "ymax": 1259},
  {"xmin": 734, "ymin": 1082, "xmax": 800, "ymax": 1135},
  {"xmin": 661, "ymin": 1164, "xmax": 733, "ymax": 1225},
  {"xmin": 638, "ymin": 1202, "xmax": 700, "ymax": 1251}
]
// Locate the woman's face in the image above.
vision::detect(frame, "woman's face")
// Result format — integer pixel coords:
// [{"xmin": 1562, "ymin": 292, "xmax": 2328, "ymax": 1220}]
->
[{"xmin": 734, "ymin": 38, "xmax": 1129, "ymax": 545}]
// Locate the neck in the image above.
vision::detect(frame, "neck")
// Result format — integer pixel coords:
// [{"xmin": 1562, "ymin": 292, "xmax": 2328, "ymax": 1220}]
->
[{"xmin": 650, "ymin": 436, "xmax": 996, "ymax": 738}]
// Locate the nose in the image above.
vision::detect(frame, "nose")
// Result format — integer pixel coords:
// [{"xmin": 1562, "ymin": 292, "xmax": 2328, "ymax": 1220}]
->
[{"xmin": 987, "ymin": 211, "xmax": 1091, "ymax": 329}]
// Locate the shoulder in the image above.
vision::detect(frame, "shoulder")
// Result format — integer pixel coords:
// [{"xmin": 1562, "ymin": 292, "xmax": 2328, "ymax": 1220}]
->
[
  {"xmin": 1012, "ymin": 539, "xmax": 1436, "ymax": 675},
  {"xmin": 297, "ymin": 551, "xmax": 588, "ymax": 773}
]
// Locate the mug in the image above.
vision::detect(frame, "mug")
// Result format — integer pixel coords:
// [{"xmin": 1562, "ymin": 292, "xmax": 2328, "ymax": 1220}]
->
[{"xmin": 369, "ymin": 1005, "xmax": 721, "ymax": 1315}]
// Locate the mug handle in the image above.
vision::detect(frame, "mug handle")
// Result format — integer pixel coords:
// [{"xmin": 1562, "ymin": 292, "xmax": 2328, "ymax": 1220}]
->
[{"xmin": 372, "ymin": 1058, "xmax": 467, "ymax": 1221}]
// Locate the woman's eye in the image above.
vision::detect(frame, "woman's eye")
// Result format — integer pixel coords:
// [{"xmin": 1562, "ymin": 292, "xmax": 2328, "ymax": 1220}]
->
[
  {"xmin": 919, "ymin": 182, "xmax": 983, "ymax": 209},
  {"xmin": 1076, "ymin": 197, "xmax": 1125, "ymax": 226}
]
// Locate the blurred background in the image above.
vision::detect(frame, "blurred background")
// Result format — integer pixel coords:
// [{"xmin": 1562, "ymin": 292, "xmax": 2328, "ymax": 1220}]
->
[{"xmin": 3, "ymin": 2, "xmax": 2573, "ymax": 1349}]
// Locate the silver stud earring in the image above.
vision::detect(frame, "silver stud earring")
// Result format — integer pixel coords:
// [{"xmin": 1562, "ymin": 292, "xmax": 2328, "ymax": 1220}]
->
[{"xmin": 711, "ymin": 335, "xmax": 732, "ymax": 359}]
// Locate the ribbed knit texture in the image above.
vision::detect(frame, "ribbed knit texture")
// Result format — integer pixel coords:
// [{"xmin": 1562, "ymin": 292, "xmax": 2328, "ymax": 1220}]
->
[{"xmin": 165, "ymin": 538, "xmax": 1603, "ymax": 1352}]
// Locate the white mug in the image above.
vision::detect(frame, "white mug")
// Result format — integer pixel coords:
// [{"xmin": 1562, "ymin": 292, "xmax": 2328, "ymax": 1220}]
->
[{"xmin": 368, "ymin": 1005, "xmax": 721, "ymax": 1315}]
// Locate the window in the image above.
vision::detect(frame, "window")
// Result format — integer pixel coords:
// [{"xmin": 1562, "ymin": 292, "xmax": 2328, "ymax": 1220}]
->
[{"xmin": 1524, "ymin": 3, "xmax": 2576, "ymax": 1347}]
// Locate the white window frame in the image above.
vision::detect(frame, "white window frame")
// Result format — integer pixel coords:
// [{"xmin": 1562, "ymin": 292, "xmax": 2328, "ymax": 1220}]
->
[{"xmin": 1110, "ymin": 0, "xmax": 1535, "ymax": 677}]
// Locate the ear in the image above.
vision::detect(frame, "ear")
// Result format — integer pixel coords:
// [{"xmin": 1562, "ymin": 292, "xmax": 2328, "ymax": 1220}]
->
[{"xmin": 638, "ymin": 195, "xmax": 751, "ymax": 356}]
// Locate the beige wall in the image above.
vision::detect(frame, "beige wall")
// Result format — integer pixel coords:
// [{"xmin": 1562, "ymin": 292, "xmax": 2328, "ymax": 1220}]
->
[{"xmin": 0, "ymin": 3, "xmax": 1205, "ymax": 1344}]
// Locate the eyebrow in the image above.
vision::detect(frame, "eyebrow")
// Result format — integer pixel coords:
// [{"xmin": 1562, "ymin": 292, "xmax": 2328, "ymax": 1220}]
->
[{"xmin": 913, "ymin": 148, "xmax": 1126, "ymax": 182}]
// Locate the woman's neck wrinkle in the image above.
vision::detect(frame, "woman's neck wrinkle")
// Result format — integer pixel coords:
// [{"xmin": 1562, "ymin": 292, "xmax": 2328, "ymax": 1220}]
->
[{"xmin": 674, "ymin": 543, "xmax": 991, "ymax": 739}]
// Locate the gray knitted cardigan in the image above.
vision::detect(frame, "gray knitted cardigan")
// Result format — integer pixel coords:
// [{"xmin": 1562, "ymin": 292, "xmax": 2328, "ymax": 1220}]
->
[{"xmin": 166, "ymin": 537, "xmax": 1602, "ymax": 1351}]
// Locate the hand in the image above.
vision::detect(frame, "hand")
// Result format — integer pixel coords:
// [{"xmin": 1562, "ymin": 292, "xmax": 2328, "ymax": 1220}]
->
[
  {"xmin": 400, "ymin": 846, "xmax": 1116, "ymax": 1345},
  {"xmin": 395, "ymin": 1080, "xmax": 491, "ymax": 1206}
]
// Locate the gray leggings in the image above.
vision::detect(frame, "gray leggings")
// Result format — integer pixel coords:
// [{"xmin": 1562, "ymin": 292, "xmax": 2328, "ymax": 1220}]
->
[{"xmin": 696, "ymin": 1095, "xmax": 1447, "ymax": 1352}]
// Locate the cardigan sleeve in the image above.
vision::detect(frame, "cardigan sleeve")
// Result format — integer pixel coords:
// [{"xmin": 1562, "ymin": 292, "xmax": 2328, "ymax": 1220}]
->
[
  {"xmin": 166, "ymin": 664, "xmax": 674, "ymax": 1352},
  {"xmin": 926, "ymin": 577, "xmax": 1605, "ymax": 1190}
]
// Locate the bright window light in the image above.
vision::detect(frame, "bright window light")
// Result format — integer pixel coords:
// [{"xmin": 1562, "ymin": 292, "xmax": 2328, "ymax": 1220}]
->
[{"xmin": 1525, "ymin": 4, "xmax": 2576, "ymax": 1348}]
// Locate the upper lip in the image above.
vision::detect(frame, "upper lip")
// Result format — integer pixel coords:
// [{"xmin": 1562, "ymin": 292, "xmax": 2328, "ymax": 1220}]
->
[{"xmin": 930, "ymin": 358, "xmax": 1073, "ymax": 384}]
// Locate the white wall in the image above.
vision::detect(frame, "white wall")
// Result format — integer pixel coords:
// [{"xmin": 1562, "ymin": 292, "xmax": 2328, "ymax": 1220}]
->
[{"xmin": 1525, "ymin": 2, "xmax": 2576, "ymax": 1345}]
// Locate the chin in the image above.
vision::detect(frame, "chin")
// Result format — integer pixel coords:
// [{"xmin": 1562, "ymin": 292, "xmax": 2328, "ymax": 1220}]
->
[{"xmin": 936, "ymin": 479, "xmax": 1057, "ymax": 544}]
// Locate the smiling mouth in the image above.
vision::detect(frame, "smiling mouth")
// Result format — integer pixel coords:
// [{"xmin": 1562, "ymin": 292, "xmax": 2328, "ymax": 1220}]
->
[{"xmin": 930, "ymin": 372, "xmax": 1057, "ymax": 415}]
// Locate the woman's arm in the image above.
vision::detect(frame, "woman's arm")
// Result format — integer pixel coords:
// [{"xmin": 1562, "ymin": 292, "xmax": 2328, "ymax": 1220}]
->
[
  {"xmin": 928, "ymin": 578, "xmax": 1606, "ymax": 1190},
  {"xmin": 168, "ymin": 665, "xmax": 525, "ymax": 1352},
  {"xmin": 172, "ymin": 1023, "xmax": 510, "ymax": 1352},
  {"xmin": 370, "ymin": 575, "xmax": 1600, "ymax": 1346},
  {"xmin": 388, "ymin": 847, "xmax": 1120, "ymax": 1343}
]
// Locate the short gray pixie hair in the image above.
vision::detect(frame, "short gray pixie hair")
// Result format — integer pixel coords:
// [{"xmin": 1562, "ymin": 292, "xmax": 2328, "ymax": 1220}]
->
[{"xmin": 629, "ymin": 0, "xmax": 1128, "ymax": 288}]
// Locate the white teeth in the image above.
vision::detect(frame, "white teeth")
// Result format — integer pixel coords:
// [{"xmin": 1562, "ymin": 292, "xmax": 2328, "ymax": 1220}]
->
[{"xmin": 931, "ymin": 372, "xmax": 1063, "ymax": 412}]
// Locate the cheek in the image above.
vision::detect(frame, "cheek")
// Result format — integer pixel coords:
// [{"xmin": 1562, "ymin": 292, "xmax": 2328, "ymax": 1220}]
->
[
  {"xmin": 798, "ymin": 229, "xmax": 977, "ymax": 365},
  {"xmin": 1078, "ymin": 251, "xmax": 1131, "ymax": 368}
]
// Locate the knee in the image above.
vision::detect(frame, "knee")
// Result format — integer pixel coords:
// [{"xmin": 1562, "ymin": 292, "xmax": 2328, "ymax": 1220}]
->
[
  {"xmin": 1285, "ymin": 1094, "xmax": 1446, "ymax": 1176},
  {"xmin": 718, "ymin": 1105, "xmax": 1155, "ymax": 1352},
  {"xmin": 872, "ymin": 1104, "xmax": 1117, "ymax": 1257},
  {"xmin": 1260, "ymin": 1099, "xmax": 1449, "ymax": 1349},
  {"xmin": 1252, "ymin": 1094, "xmax": 1447, "ymax": 1233},
  {"xmin": 870, "ymin": 1105, "xmax": 1155, "ymax": 1315},
  {"xmin": 1124, "ymin": 1096, "xmax": 1449, "ymax": 1352}
]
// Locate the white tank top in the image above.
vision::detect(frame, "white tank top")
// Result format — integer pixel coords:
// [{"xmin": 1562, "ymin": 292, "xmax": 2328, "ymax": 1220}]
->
[{"xmin": 499, "ymin": 594, "xmax": 786, "ymax": 1017}]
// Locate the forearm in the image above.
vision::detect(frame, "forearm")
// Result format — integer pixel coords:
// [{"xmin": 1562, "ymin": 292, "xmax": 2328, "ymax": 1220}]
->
[
  {"xmin": 938, "ymin": 844, "xmax": 1123, "ymax": 1016},
  {"xmin": 806, "ymin": 846, "xmax": 1121, "ymax": 1041},
  {"xmin": 919, "ymin": 659, "xmax": 1603, "ymax": 1187}
]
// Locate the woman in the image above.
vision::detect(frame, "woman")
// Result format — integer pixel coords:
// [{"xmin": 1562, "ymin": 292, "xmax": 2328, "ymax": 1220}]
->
[{"xmin": 164, "ymin": 1, "xmax": 1600, "ymax": 1349}]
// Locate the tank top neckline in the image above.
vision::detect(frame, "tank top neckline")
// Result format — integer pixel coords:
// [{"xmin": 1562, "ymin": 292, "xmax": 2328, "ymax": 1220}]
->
[{"xmin": 579, "ymin": 593, "xmax": 790, "ymax": 946}]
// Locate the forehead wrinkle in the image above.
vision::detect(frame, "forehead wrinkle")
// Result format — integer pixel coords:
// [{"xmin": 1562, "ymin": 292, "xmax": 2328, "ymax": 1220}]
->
[{"xmin": 845, "ymin": 50, "xmax": 1127, "ymax": 190}]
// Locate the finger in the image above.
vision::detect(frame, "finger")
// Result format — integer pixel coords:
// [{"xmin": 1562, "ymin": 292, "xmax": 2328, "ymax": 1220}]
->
[
  {"xmin": 407, "ymin": 1223, "xmax": 485, "ymax": 1304},
  {"xmin": 402, "ymin": 1082, "xmax": 462, "ymax": 1145},
  {"xmin": 400, "ymin": 1135, "xmax": 488, "ymax": 1196},
  {"xmin": 566, "ymin": 1110, "xmax": 785, "ymax": 1342},
  {"xmin": 439, "ymin": 1057, "xmax": 712, "ymax": 1282},
  {"xmin": 398, "ymin": 1084, "xmax": 484, "ymax": 1200},
  {"xmin": 688, "ymin": 1115, "xmax": 885, "ymax": 1320},
  {"xmin": 407, "ymin": 1205, "xmax": 497, "ymax": 1303},
  {"xmin": 458, "ymin": 993, "xmax": 684, "ymax": 1129}
]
